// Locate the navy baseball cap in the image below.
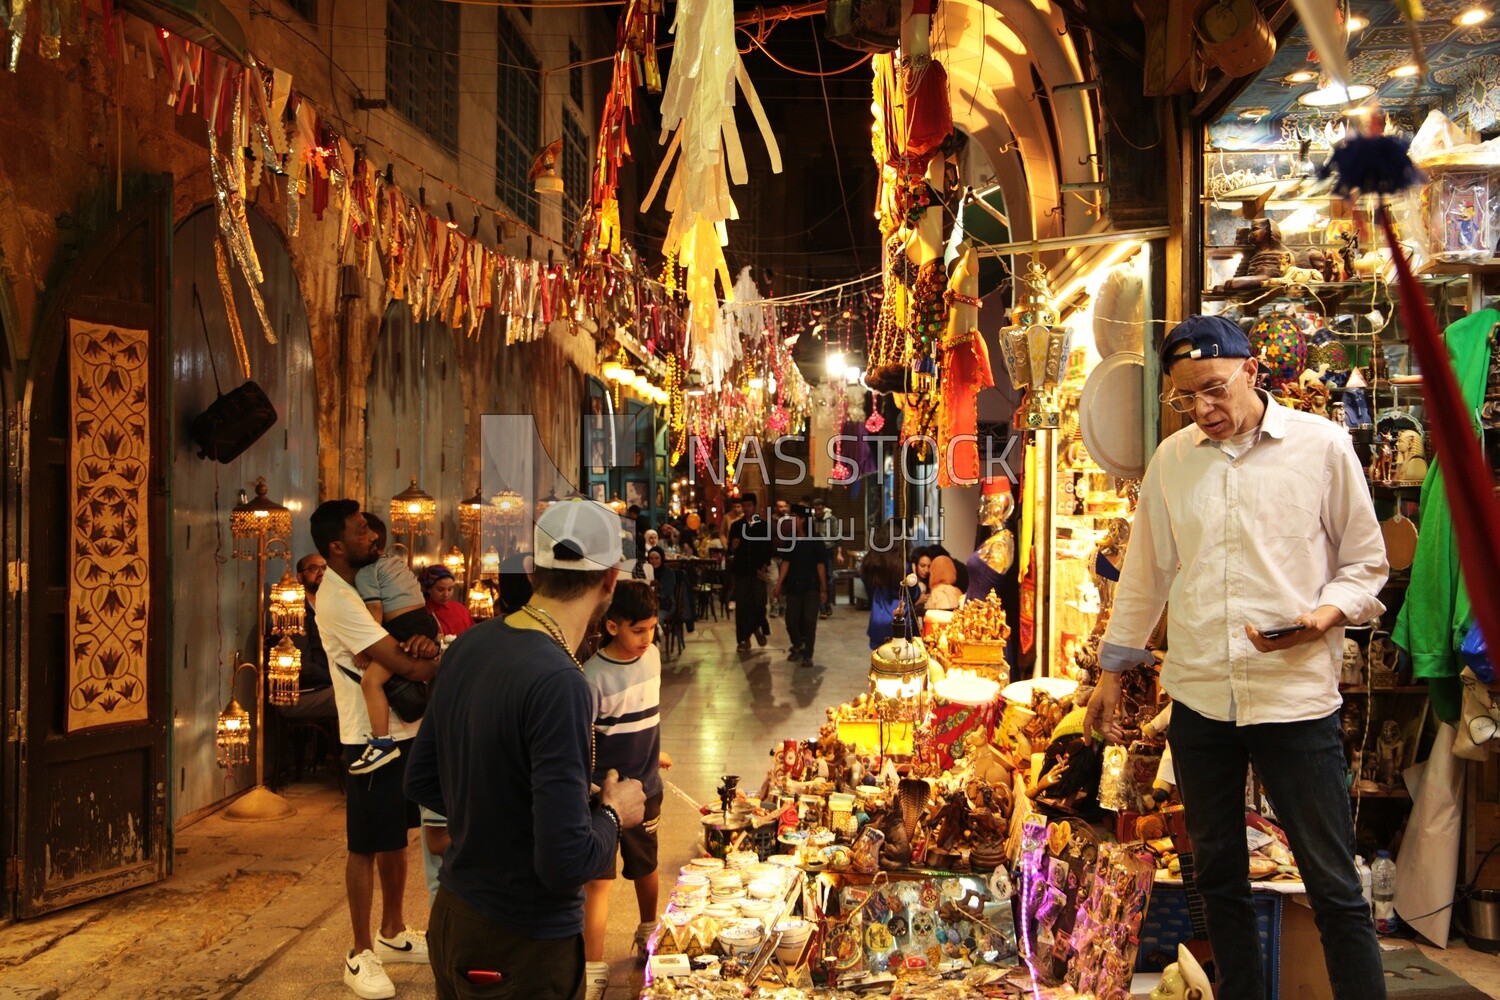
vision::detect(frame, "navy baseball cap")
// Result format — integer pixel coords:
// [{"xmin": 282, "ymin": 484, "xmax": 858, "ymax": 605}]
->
[{"xmin": 1160, "ymin": 315, "xmax": 1253, "ymax": 371}]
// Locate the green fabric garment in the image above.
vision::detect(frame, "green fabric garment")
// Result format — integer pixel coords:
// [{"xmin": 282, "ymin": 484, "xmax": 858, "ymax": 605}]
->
[{"xmin": 1393, "ymin": 308, "xmax": 1497, "ymax": 721}]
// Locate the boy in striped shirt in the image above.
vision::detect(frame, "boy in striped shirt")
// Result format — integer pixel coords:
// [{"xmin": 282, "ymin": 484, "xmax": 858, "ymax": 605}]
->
[{"xmin": 581, "ymin": 581, "xmax": 672, "ymax": 999}]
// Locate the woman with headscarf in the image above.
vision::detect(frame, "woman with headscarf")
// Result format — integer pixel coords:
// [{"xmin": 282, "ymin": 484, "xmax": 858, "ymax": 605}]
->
[
  {"xmin": 421, "ymin": 565, "xmax": 476, "ymax": 637},
  {"xmin": 861, "ymin": 520, "xmax": 910, "ymax": 650}
]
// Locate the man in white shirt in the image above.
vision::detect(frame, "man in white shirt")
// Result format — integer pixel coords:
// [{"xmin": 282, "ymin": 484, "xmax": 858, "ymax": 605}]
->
[
  {"xmin": 1085, "ymin": 315, "xmax": 1388, "ymax": 1000},
  {"xmin": 311, "ymin": 499, "xmax": 443, "ymax": 1000}
]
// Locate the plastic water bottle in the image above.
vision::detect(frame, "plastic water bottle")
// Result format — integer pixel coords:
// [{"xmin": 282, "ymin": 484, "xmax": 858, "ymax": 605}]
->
[
  {"xmin": 1355, "ymin": 855, "xmax": 1373, "ymax": 911},
  {"xmin": 1372, "ymin": 851, "xmax": 1399, "ymax": 934}
]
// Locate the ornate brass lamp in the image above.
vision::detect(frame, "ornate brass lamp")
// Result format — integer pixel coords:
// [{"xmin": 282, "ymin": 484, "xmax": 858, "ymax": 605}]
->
[
  {"xmin": 998, "ymin": 260, "xmax": 1073, "ymax": 430},
  {"xmin": 390, "ymin": 477, "xmax": 437, "ymax": 568},
  {"xmin": 267, "ymin": 637, "xmax": 302, "ymax": 707},
  {"xmin": 268, "ymin": 569, "xmax": 306, "ymax": 637},
  {"xmin": 225, "ymin": 480, "xmax": 297, "ymax": 821}
]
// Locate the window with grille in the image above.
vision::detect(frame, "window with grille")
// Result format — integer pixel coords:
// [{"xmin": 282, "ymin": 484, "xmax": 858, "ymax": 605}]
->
[
  {"xmin": 285, "ymin": 0, "xmax": 316, "ymax": 21},
  {"xmin": 496, "ymin": 13, "xmax": 540, "ymax": 229},
  {"xmin": 385, "ymin": 0, "xmax": 459, "ymax": 152},
  {"xmin": 563, "ymin": 112, "xmax": 590, "ymax": 243},
  {"xmin": 569, "ymin": 41, "xmax": 584, "ymax": 110}
]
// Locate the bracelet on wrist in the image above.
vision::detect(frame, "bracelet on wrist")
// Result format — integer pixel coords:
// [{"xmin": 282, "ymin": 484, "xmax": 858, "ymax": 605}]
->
[{"xmin": 599, "ymin": 803, "xmax": 621, "ymax": 835}]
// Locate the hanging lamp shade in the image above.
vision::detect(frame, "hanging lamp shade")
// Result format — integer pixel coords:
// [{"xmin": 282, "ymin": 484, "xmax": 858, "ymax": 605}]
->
[
  {"xmin": 869, "ymin": 638, "xmax": 929, "ymax": 702},
  {"xmin": 608, "ymin": 494, "xmax": 628, "ymax": 515},
  {"xmin": 390, "ymin": 477, "xmax": 437, "ymax": 536},
  {"xmin": 535, "ymin": 489, "xmax": 561, "ymax": 518},
  {"xmin": 443, "ymin": 545, "xmax": 467, "ymax": 582},
  {"xmin": 459, "ymin": 487, "xmax": 487, "ymax": 537},
  {"xmin": 231, "ymin": 479, "xmax": 291, "ymax": 558},
  {"xmin": 480, "ymin": 545, "xmax": 502, "ymax": 579},
  {"xmin": 490, "ymin": 488, "xmax": 526, "ymax": 526},
  {"xmin": 467, "ymin": 584, "xmax": 495, "ymax": 620},
  {"xmin": 215, "ymin": 697, "xmax": 252, "ymax": 768},
  {"xmin": 268, "ymin": 569, "xmax": 306, "ymax": 636},
  {"xmin": 267, "ymin": 637, "xmax": 302, "ymax": 707}
]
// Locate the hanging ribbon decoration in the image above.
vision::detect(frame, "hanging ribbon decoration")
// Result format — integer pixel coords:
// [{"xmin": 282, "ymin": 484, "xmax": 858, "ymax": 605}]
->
[{"xmin": 1323, "ymin": 126, "xmax": 1500, "ymax": 664}]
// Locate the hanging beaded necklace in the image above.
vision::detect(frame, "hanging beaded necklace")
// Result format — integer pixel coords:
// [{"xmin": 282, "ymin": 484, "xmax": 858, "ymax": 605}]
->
[{"xmin": 518, "ymin": 603, "xmax": 594, "ymax": 773}]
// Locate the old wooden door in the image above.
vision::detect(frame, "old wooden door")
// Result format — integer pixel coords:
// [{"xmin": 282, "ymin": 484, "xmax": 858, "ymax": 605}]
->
[{"xmin": 17, "ymin": 178, "xmax": 171, "ymax": 915}]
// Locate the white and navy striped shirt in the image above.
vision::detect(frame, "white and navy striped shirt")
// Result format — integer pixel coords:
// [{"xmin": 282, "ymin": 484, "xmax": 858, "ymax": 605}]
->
[{"xmin": 583, "ymin": 645, "xmax": 663, "ymax": 797}]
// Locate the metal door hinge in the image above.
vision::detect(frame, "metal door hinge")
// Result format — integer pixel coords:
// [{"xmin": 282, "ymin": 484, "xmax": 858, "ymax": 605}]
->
[
  {"xmin": 6, "ymin": 560, "xmax": 25, "ymax": 596},
  {"xmin": 6, "ymin": 710, "xmax": 21, "ymax": 743}
]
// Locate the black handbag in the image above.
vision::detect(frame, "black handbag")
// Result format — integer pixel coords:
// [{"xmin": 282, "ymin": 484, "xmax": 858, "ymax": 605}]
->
[{"xmin": 339, "ymin": 666, "xmax": 429, "ymax": 724}]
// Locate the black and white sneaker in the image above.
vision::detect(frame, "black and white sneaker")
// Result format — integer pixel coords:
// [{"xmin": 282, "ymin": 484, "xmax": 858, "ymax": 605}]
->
[
  {"xmin": 375, "ymin": 928, "xmax": 429, "ymax": 964},
  {"xmin": 349, "ymin": 739, "xmax": 400, "ymax": 776}
]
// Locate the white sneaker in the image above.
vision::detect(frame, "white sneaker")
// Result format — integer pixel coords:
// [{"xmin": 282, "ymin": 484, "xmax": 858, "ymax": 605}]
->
[
  {"xmin": 375, "ymin": 927, "xmax": 429, "ymax": 964},
  {"xmin": 343, "ymin": 949, "xmax": 395, "ymax": 1000},
  {"xmin": 584, "ymin": 960, "xmax": 609, "ymax": 1000}
]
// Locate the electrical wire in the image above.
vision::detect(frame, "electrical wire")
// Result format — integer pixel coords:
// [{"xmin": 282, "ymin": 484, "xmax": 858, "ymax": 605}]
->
[
  {"xmin": 740, "ymin": 30, "xmax": 872, "ymax": 77},
  {"xmin": 809, "ymin": 19, "xmax": 866, "ymax": 275}
]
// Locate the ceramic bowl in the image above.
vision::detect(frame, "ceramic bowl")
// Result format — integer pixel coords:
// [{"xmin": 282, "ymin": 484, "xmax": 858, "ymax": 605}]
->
[
  {"xmin": 768, "ymin": 854, "xmax": 801, "ymax": 868},
  {"xmin": 718, "ymin": 920, "xmax": 765, "ymax": 957},
  {"xmin": 737, "ymin": 898, "xmax": 773, "ymax": 920},
  {"xmin": 747, "ymin": 878, "xmax": 782, "ymax": 899}
]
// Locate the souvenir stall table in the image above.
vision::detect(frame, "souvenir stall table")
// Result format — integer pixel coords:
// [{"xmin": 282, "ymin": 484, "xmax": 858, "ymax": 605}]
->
[{"xmin": 640, "ymin": 604, "xmax": 1180, "ymax": 1000}]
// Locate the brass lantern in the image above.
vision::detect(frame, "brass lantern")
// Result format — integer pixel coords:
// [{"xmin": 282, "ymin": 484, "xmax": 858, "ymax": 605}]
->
[
  {"xmin": 459, "ymin": 488, "xmax": 487, "ymax": 538},
  {"xmin": 480, "ymin": 545, "xmax": 502, "ymax": 580},
  {"xmin": 998, "ymin": 260, "xmax": 1073, "ymax": 430},
  {"xmin": 467, "ymin": 584, "xmax": 496, "ymax": 620},
  {"xmin": 869, "ymin": 638, "xmax": 930, "ymax": 719},
  {"xmin": 215, "ymin": 696, "xmax": 252, "ymax": 768},
  {"xmin": 231, "ymin": 479, "xmax": 292, "ymax": 559},
  {"xmin": 490, "ymin": 488, "xmax": 526, "ymax": 526},
  {"xmin": 390, "ymin": 478, "xmax": 438, "ymax": 536},
  {"xmin": 442, "ymin": 545, "xmax": 467, "ymax": 583},
  {"xmin": 267, "ymin": 636, "xmax": 302, "ymax": 707},
  {"xmin": 268, "ymin": 569, "xmax": 306, "ymax": 636}
]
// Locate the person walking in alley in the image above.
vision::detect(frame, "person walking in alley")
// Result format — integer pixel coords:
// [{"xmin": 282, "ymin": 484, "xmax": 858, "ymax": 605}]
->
[
  {"xmin": 310, "ymin": 500, "xmax": 443, "ymax": 1000},
  {"xmin": 406, "ymin": 499, "xmax": 646, "ymax": 1000},
  {"xmin": 728, "ymin": 493, "xmax": 771, "ymax": 650},
  {"xmin": 774, "ymin": 504, "xmax": 827, "ymax": 666}
]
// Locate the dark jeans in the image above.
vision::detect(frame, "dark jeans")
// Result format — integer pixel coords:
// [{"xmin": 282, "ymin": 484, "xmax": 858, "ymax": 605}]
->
[
  {"xmin": 784, "ymin": 589, "xmax": 821, "ymax": 656},
  {"xmin": 733, "ymin": 574, "xmax": 768, "ymax": 643},
  {"xmin": 429, "ymin": 886, "xmax": 584, "ymax": 999},
  {"xmin": 820, "ymin": 552, "xmax": 836, "ymax": 611},
  {"xmin": 1168, "ymin": 703, "xmax": 1385, "ymax": 1000}
]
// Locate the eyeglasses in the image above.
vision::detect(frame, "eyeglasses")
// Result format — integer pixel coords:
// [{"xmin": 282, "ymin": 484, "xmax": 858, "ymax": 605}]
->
[{"xmin": 1160, "ymin": 368, "xmax": 1247, "ymax": 413}]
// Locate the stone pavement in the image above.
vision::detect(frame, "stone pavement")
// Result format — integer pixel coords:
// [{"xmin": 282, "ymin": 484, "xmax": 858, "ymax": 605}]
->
[
  {"xmin": 0, "ymin": 605, "xmax": 876, "ymax": 1000},
  {"xmin": 3, "ymin": 605, "xmax": 1498, "ymax": 999}
]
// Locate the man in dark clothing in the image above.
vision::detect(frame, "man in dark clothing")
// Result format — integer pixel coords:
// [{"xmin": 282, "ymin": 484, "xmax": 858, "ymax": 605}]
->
[
  {"xmin": 728, "ymin": 494, "xmax": 772, "ymax": 651},
  {"xmin": 280, "ymin": 553, "xmax": 337, "ymax": 720},
  {"xmin": 406, "ymin": 499, "xmax": 646, "ymax": 1000},
  {"xmin": 774, "ymin": 510, "xmax": 828, "ymax": 666}
]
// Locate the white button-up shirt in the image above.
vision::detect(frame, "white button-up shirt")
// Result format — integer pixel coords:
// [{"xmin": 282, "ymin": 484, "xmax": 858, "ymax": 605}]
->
[{"xmin": 1100, "ymin": 393, "xmax": 1388, "ymax": 725}]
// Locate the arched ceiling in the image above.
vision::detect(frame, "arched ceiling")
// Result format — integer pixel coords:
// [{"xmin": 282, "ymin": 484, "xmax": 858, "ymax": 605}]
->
[{"xmin": 932, "ymin": 0, "xmax": 1102, "ymax": 246}]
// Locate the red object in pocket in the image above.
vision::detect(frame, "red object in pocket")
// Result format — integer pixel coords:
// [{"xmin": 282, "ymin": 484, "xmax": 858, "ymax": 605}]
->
[{"xmin": 463, "ymin": 969, "xmax": 503, "ymax": 985}]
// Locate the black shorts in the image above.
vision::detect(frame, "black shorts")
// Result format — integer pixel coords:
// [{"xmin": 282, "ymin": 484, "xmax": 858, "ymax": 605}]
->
[
  {"xmin": 342, "ymin": 739, "xmax": 419, "ymax": 854},
  {"xmin": 384, "ymin": 606, "xmax": 439, "ymax": 643},
  {"xmin": 600, "ymin": 792, "xmax": 662, "ymax": 881}
]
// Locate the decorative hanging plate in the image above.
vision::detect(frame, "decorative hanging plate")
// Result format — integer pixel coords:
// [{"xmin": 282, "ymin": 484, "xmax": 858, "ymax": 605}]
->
[
  {"xmin": 1381, "ymin": 511, "xmax": 1419, "ymax": 572},
  {"xmin": 1079, "ymin": 352, "xmax": 1146, "ymax": 480}
]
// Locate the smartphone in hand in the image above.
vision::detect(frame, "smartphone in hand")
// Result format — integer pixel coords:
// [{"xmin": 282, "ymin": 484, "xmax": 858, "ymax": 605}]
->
[{"xmin": 1261, "ymin": 623, "xmax": 1308, "ymax": 641}]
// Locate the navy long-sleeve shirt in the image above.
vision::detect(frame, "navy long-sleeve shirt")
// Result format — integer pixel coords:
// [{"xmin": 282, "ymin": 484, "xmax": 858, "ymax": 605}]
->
[{"xmin": 405, "ymin": 619, "xmax": 617, "ymax": 938}]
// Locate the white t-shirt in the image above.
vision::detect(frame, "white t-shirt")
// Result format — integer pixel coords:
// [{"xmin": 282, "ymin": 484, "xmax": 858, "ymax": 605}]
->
[{"xmin": 318, "ymin": 568, "xmax": 421, "ymax": 745}]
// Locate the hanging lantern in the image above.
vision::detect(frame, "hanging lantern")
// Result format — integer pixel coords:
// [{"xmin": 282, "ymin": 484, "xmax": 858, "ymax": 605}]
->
[
  {"xmin": 267, "ymin": 637, "xmax": 302, "ymax": 707},
  {"xmin": 480, "ymin": 545, "xmax": 502, "ymax": 579},
  {"xmin": 608, "ymin": 494, "xmax": 628, "ymax": 515},
  {"xmin": 490, "ymin": 489, "xmax": 526, "ymax": 526},
  {"xmin": 215, "ymin": 697, "xmax": 252, "ymax": 768},
  {"xmin": 467, "ymin": 584, "xmax": 495, "ymax": 620},
  {"xmin": 268, "ymin": 569, "xmax": 306, "ymax": 636},
  {"xmin": 998, "ymin": 261, "xmax": 1073, "ymax": 430},
  {"xmin": 390, "ymin": 477, "xmax": 438, "ymax": 536},
  {"xmin": 535, "ymin": 489, "xmax": 561, "ymax": 518},
  {"xmin": 869, "ymin": 639, "xmax": 929, "ymax": 719},
  {"xmin": 443, "ymin": 545, "xmax": 467, "ymax": 583},
  {"xmin": 231, "ymin": 479, "xmax": 292, "ymax": 559},
  {"xmin": 459, "ymin": 487, "xmax": 487, "ymax": 538}
]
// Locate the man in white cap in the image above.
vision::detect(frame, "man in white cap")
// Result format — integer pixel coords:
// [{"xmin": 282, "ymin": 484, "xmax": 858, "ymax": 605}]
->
[{"xmin": 407, "ymin": 498, "xmax": 647, "ymax": 1000}]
